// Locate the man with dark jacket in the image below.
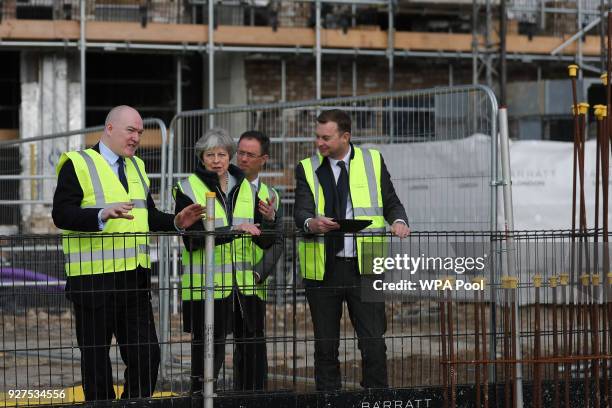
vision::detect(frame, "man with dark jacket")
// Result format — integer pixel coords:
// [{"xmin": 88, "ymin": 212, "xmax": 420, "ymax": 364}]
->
[
  {"xmin": 52, "ymin": 105, "xmax": 203, "ymax": 401},
  {"xmin": 294, "ymin": 109, "xmax": 409, "ymax": 391},
  {"xmin": 234, "ymin": 130, "xmax": 284, "ymax": 390}
]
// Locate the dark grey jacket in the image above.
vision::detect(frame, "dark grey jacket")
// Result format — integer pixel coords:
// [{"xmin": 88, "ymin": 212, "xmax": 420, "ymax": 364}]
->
[{"xmin": 293, "ymin": 143, "xmax": 408, "ymax": 274}]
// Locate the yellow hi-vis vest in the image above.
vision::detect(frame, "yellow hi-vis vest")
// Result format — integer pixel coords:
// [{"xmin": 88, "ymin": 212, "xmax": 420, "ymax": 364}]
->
[
  {"xmin": 297, "ymin": 147, "xmax": 387, "ymax": 280},
  {"xmin": 177, "ymin": 175, "xmax": 279, "ymax": 300},
  {"xmin": 233, "ymin": 181, "xmax": 280, "ymax": 300},
  {"xmin": 57, "ymin": 149, "xmax": 151, "ymax": 277}
]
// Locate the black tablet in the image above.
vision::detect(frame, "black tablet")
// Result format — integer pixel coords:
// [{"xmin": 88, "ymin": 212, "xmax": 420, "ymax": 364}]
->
[{"xmin": 332, "ymin": 219, "xmax": 372, "ymax": 233}]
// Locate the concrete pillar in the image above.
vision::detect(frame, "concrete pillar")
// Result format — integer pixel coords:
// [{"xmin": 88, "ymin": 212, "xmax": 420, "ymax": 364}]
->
[
  {"xmin": 20, "ymin": 52, "xmax": 82, "ymax": 233},
  {"xmin": 212, "ymin": 52, "xmax": 248, "ymax": 138}
]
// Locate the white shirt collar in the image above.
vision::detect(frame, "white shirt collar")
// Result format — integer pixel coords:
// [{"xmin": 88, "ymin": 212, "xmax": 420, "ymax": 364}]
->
[
  {"xmin": 329, "ymin": 145, "xmax": 351, "ymax": 168},
  {"xmin": 99, "ymin": 140, "xmax": 121, "ymax": 165},
  {"xmin": 250, "ymin": 176, "xmax": 260, "ymax": 189}
]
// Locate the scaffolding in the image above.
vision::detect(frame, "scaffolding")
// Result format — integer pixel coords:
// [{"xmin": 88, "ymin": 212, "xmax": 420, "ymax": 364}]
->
[{"xmin": 0, "ymin": 0, "xmax": 608, "ymax": 120}]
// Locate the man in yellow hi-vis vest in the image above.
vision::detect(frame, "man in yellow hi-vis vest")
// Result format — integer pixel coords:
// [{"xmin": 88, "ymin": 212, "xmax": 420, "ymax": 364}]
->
[
  {"xmin": 294, "ymin": 109, "xmax": 410, "ymax": 391},
  {"xmin": 235, "ymin": 130, "xmax": 284, "ymax": 391},
  {"xmin": 52, "ymin": 105, "xmax": 203, "ymax": 401}
]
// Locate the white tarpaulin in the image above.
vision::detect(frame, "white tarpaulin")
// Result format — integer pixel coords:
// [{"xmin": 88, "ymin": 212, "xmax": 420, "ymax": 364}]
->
[
  {"xmin": 508, "ymin": 138, "xmax": 608, "ymax": 230},
  {"xmin": 370, "ymin": 134, "xmax": 492, "ymax": 231},
  {"xmin": 372, "ymin": 136, "xmax": 606, "ymax": 231}
]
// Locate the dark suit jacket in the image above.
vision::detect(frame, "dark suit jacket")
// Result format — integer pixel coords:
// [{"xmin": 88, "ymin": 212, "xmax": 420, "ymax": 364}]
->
[
  {"xmin": 52, "ymin": 143, "xmax": 176, "ymax": 307},
  {"xmin": 293, "ymin": 143, "xmax": 408, "ymax": 274}
]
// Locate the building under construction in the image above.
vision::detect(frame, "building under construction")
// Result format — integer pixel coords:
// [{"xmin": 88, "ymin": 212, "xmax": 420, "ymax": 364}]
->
[
  {"xmin": 0, "ymin": 0, "xmax": 609, "ymax": 136},
  {"xmin": 0, "ymin": 2, "xmax": 612, "ymax": 408}
]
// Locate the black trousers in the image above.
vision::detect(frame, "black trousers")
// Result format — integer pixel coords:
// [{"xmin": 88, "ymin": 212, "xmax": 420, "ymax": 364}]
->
[
  {"xmin": 184, "ymin": 292, "xmax": 268, "ymax": 393},
  {"xmin": 233, "ymin": 294, "xmax": 267, "ymax": 391},
  {"xmin": 71, "ymin": 270, "xmax": 160, "ymax": 401},
  {"xmin": 304, "ymin": 257, "xmax": 387, "ymax": 391}
]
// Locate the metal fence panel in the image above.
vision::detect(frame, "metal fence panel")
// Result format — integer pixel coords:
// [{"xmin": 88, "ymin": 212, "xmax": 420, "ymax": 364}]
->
[
  {"xmin": 0, "ymin": 118, "xmax": 168, "ymax": 235},
  {"xmin": 1, "ymin": 230, "xmax": 610, "ymax": 406},
  {"xmin": 0, "ymin": 119, "xmax": 173, "ymax": 397},
  {"xmin": 167, "ymin": 85, "xmax": 498, "ymax": 231}
]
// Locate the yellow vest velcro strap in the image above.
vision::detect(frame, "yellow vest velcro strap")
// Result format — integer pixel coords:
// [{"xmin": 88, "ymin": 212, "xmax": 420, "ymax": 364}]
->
[
  {"xmin": 354, "ymin": 207, "xmax": 384, "ymax": 217},
  {"xmin": 65, "ymin": 243, "xmax": 148, "ymax": 263}
]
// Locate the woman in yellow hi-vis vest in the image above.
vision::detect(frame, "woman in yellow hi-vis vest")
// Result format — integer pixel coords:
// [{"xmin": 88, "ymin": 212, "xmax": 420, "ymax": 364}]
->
[
  {"xmin": 52, "ymin": 106, "xmax": 204, "ymax": 402},
  {"xmin": 173, "ymin": 128, "xmax": 276, "ymax": 393}
]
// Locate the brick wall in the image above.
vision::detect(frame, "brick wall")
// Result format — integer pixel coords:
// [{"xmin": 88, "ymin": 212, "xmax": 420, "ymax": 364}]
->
[
  {"xmin": 245, "ymin": 57, "xmax": 576, "ymax": 105},
  {"xmin": 245, "ymin": 57, "xmax": 477, "ymax": 105}
]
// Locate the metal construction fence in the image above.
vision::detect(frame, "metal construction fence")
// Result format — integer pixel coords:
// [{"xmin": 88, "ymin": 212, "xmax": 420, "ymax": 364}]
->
[
  {"xmin": 0, "ymin": 86, "xmax": 497, "ymax": 234},
  {"xmin": 167, "ymin": 85, "xmax": 499, "ymax": 232},
  {"xmin": 0, "ymin": 118, "xmax": 168, "ymax": 235},
  {"xmin": 0, "ymin": 230, "xmax": 610, "ymax": 407}
]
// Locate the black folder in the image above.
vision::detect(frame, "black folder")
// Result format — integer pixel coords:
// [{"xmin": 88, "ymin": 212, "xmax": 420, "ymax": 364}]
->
[{"xmin": 332, "ymin": 219, "xmax": 372, "ymax": 233}]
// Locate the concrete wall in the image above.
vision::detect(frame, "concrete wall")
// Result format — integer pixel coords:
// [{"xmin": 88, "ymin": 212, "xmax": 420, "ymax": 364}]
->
[{"xmin": 19, "ymin": 52, "xmax": 82, "ymax": 233}]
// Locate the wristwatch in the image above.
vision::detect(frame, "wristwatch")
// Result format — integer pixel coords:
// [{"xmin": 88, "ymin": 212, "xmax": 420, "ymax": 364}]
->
[{"xmin": 304, "ymin": 218, "xmax": 312, "ymax": 233}]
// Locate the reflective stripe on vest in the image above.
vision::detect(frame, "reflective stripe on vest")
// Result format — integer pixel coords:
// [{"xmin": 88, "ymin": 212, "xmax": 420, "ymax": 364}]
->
[
  {"xmin": 64, "ymin": 243, "xmax": 149, "ymax": 264},
  {"xmin": 240, "ymin": 181, "xmax": 279, "ymax": 301},
  {"xmin": 231, "ymin": 180, "xmax": 272, "ymax": 300},
  {"xmin": 297, "ymin": 147, "xmax": 387, "ymax": 280},
  {"xmin": 177, "ymin": 174, "xmax": 232, "ymax": 300},
  {"xmin": 178, "ymin": 174, "xmax": 269, "ymax": 300},
  {"xmin": 181, "ymin": 260, "xmax": 254, "ymax": 274},
  {"xmin": 75, "ymin": 151, "xmax": 149, "ymax": 209},
  {"xmin": 176, "ymin": 177, "xmax": 227, "ymax": 228},
  {"xmin": 58, "ymin": 149, "xmax": 151, "ymax": 276}
]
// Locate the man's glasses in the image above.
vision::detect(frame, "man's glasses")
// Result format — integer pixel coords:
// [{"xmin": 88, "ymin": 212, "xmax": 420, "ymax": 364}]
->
[{"xmin": 237, "ymin": 150, "xmax": 263, "ymax": 160}]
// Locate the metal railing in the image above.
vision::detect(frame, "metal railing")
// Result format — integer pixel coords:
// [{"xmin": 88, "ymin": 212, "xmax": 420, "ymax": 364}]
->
[
  {"xmin": 168, "ymin": 85, "xmax": 499, "ymax": 231},
  {"xmin": 0, "ymin": 230, "xmax": 610, "ymax": 407},
  {"xmin": 0, "ymin": 1, "xmax": 386, "ymax": 28},
  {"xmin": 0, "ymin": 118, "xmax": 168, "ymax": 234}
]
